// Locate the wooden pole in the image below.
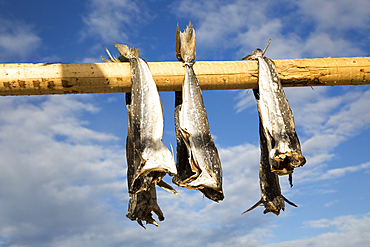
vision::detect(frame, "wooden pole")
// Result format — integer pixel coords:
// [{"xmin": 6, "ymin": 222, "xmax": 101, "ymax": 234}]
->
[{"xmin": 0, "ymin": 57, "xmax": 369, "ymax": 96}]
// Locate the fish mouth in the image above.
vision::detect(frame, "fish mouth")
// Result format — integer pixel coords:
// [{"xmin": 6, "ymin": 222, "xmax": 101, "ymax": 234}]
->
[
  {"xmin": 130, "ymin": 171, "xmax": 165, "ymax": 194},
  {"xmin": 272, "ymin": 152, "xmax": 306, "ymax": 175},
  {"xmin": 199, "ymin": 187, "xmax": 224, "ymax": 202}
]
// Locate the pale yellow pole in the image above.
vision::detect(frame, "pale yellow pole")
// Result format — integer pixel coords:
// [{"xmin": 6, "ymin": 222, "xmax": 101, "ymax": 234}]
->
[{"xmin": 0, "ymin": 57, "xmax": 369, "ymax": 96}]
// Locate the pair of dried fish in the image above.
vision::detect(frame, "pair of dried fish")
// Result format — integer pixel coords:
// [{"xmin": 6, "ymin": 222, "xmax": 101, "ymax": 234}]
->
[
  {"xmin": 102, "ymin": 22, "xmax": 224, "ymax": 228},
  {"xmin": 243, "ymin": 41, "xmax": 306, "ymax": 215}
]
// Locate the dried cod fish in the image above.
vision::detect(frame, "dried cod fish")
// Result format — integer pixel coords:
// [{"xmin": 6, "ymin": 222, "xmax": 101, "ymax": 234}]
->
[
  {"xmin": 125, "ymin": 93, "xmax": 166, "ymax": 228},
  {"xmin": 113, "ymin": 43, "xmax": 177, "ymax": 194},
  {"xmin": 103, "ymin": 45, "xmax": 177, "ymax": 228},
  {"xmin": 243, "ymin": 116, "xmax": 297, "ymax": 215},
  {"xmin": 173, "ymin": 22, "xmax": 224, "ymax": 202},
  {"xmin": 243, "ymin": 40, "xmax": 306, "ymax": 187}
]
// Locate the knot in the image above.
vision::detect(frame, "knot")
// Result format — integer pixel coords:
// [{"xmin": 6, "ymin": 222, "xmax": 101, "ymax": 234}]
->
[{"xmin": 183, "ymin": 61, "xmax": 195, "ymax": 67}]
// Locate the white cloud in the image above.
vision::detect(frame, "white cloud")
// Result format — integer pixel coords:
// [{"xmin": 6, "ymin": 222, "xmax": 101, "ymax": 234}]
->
[
  {"xmin": 234, "ymin": 90, "xmax": 255, "ymax": 113},
  {"xmin": 0, "ymin": 93, "xmax": 367, "ymax": 246},
  {"xmin": 303, "ymin": 32, "xmax": 363, "ymax": 57},
  {"xmin": 283, "ymin": 87, "xmax": 370, "ymax": 184},
  {"xmin": 297, "ymin": 0, "xmax": 370, "ymax": 31},
  {"xmin": 173, "ymin": 0, "xmax": 368, "ymax": 59},
  {"xmin": 0, "ymin": 96, "xmax": 127, "ymax": 246},
  {"xmin": 0, "ymin": 99, "xmax": 276, "ymax": 246},
  {"xmin": 80, "ymin": 0, "xmax": 143, "ymax": 43},
  {"xmin": 262, "ymin": 213, "xmax": 370, "ymax": 247},
  {"xmin": 0, "ymin": 18, "xmax": 42, "ymax": 61},
  {"xmin": 324, "ymin": 200, "xmax": 338, "ymax": 207},
  {"xmin": 320, "ymin": 162, "xmax": 370, "ymax": 180}
]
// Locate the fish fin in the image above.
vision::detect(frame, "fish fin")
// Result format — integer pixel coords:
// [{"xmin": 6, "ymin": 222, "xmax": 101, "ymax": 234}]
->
[
  {"xmin": 178, "ymin": 21, "xmax": 196, "ymax": 64},
  {"xmin": 133, "ymin": 149, "xmax": 147, "ymax": 180},
  {"xmin": 169, "ymin": 142, "xmax": 175, "ymax": 163},
  {"xmin": 242, "ymin": 199, "xmax": 263, "ymax": 214},
  {"xmin": 138, "ymin": 213, "xmax": 160, "ymax": 228},
  {"xmin": 289, "ymin": 173, "xmax": 293, "ymax": 187},
  {"xmin": 282, "ymin": 195, "xmax": 298, "ymax": 207},
  {"xmin": 135, "ymin": 149, "xmax": 146, "ymax": 164},
  {"xmin": 179, "ymin": 128, "xmax": 191, "ymax": 150},
  {"xmin": 113, "ymin": 42, "xmax": 139, "ymax": 60},
  {"xmin": 101, "ymin": 56, "xmax": 111, "ymax": 63},
  {"xmin": 266, "ymin": 127, "xmax": 276, "ymax": 149},
  {"xmin": 175, "ymin": 23, "xmax": 184, "ymax": 62},
  {"xmin": 178, "ymin": 128, "xmax": 201, "ymax": 177},
  {"xmin": 143, "ymin": 213, "xmax": 160, "ymax": 227},
  {"xmin": 157, "ymin": 180, "xmax": 181, "ymax": 197},
  {"xmin": 102, "ymin": 47, "xmax": 120, "ymax": 62},
  {"xmin": 137, "ymin": 220, "xmax": 146, "ymax": 229}
]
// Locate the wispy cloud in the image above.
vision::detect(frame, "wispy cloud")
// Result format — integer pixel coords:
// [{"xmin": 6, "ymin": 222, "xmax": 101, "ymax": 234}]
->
[
  {"xmin": 319, "ymin": 162, "xmax": 370, "ymax": 180},
  {"xmin": 281, "ymin": 87, "xmax": 370, "ymax": 184},
  {"xmin": 297, "ymin": 0, "xmax": 370, "ymax": 31},
  {"xmin": 265, "ymin": 213, "xmax": 370, "ymax": 246},
  {"xmin": 80, "ymin": 0, "xmax": 145, "ymax": 43},
  {"xmin": 0, "ymin": 18, "xmax": 42, "ymax": 62},
  {"xmin": 173, "ymin": 0, "xmax": 368, "ymax": 59},
  {"xmin": 0, "ymin": 96, "xmax": 126, "ymax": 246},
  {"xmin": 0, "ymin": 100, "xmax": 273, "ymax": 246}
]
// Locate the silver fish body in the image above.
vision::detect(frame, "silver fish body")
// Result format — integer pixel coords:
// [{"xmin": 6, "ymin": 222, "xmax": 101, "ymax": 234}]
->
[
  {"xmin": 126, "ymin": 91, "xmax": 168, "ymax": 227},
  {"xmin": 243, "ymin": 116, "xmax": 297, "ymax": 215},
  {"xmin": 126, "ymin": 94, "xmax": 164, "ymax": 227},
  {"xmin": 115, "ymin": 44, "xmax": 176, "ymax": 194},
  {"xmin": 244, "ymin": 48, "xmax": 305, "ymax": 186},
  {"xmin": 173, "ymin": 22, "xmax": 224, "ymax": 202},
  {"xmin": 102, "ymin": 47, "xmax": 176, "ymax": 228}
]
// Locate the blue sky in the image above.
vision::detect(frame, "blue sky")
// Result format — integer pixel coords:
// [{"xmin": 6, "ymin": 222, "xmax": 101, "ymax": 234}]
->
[{"xmin": 0, "ymin": 0, "xmax": 370, "ymax": 246}]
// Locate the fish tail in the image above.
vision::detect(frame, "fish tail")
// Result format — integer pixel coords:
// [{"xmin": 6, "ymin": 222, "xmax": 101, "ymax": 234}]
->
[
  {"xmin": 176, "ymin": 21, "xmax": 196, "ymax": 64},
  {"xmin": 113, "ymin": 42, "xmax": 140, "ymax": 60}
]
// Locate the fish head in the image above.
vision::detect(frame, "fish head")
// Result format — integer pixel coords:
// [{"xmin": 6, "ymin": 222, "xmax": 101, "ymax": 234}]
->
[
  {"xmin": 263, "ymin": 199, "xmax": 285, "ymax": 216},
  {"xmin": 272, "ymin": 152, "xmax": 306, "ymax": 175},
  {"xmin": 200, "ymin": 187, "xmax": 224, "ymax": 202}
]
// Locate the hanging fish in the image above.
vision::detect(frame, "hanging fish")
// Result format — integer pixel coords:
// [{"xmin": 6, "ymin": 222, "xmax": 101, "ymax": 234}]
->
[
  {"xmin": 112, "ymin": 43, "xmax": 177, "ymax": 194},
  {"xmin": 172, "ymin": 22, "xmax": 224, "ymax": 202},
  {"xmin": 102, "ymin": 45, "xmax": 177, "ymax": 227},
  {"xmin": 243, "ymin": 40, "xmax": 306, "ymax": 187},
  {"xmin": 243, "ymin": 116, "xmax": 297, "ymax": 215},
  {"xmin": 125, "ymin": 92, "xmax": 174, "ymax": 227}
]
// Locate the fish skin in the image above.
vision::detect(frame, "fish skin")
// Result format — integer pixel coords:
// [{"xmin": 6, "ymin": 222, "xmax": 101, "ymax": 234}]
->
[
  {"xmin": 102, "ymin": 50, "xmax": 173, "ymax": 228},
  {"xmin": 243, "ymin": 48, "xmax": 306, "ymax": 186},
  {"xmin": 125, "ymin": 92, "xmax": 165, "ymax": 228},
  {"xmin": 243, "ymin": 116, "xmax": 297, "ymax": 215},
  {"xmin": 115, "ymin": 43, "xmax": 177, "ymax": 194},
  {"xmin": 173, "ymin": 91, "xmax": 196, "ymax": 185},
  {"xmin": 126, "ymin": 185, "xmax": 164, "ymax": 228},
  {"xmin": 173, "ymin": 22, "xmax": 224, "ymax": 202}
]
